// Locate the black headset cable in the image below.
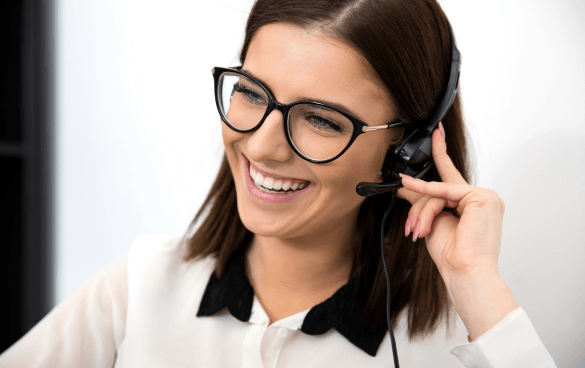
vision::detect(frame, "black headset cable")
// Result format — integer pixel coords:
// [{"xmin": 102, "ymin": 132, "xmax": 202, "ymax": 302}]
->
[{"xmin": 381, "ymin": 191, "xmax": 400, "ymax": 368}]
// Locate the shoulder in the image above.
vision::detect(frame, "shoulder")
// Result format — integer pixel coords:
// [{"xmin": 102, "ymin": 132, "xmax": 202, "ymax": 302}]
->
[
  {"xmin": 127, "ymin": 235, "xmax": 186, "ymax": 272},
  {"xmin": 128, "ymin": 235, "xmax": 216, "ymax": 274},
  {"xmin": 126, "ymin": 235, "xmax": 217, "ymax": 305},
  {"xmin": 0, "ymin": 252, "xmax": 131, "ymax": 366}
]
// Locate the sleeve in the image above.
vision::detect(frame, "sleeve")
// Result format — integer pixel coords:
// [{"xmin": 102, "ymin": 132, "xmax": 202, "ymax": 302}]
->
[
  {"xmin": 449, "ymin": 307, "xmax": 557, "ymax": 368},
  {"xmin": 0, "ymin": 254, "xmax": 129, "ymax": 368}
]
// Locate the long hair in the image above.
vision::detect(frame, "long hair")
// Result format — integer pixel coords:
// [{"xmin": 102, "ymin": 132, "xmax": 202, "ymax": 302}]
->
[{"xmin": 182, "ymin": 0, "xmax": 472, "ymax": 340}]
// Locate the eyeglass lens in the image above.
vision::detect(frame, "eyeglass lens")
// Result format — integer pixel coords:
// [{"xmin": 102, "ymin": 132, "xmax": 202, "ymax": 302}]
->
[{"xmin": 218, "ymin": 72, "xmax": 355, "ymax": 161}]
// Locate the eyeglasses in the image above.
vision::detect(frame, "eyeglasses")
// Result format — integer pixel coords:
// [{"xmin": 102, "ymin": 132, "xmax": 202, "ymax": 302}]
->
[{"xmin": 212, "ymin": 66, "xmax": 404, "ymax": 163}]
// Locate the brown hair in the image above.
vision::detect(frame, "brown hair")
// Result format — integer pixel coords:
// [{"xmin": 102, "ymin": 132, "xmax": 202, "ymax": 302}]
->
[{"xmin": 183, "ymin": 0, "xmax": 472, "ymax": 340}]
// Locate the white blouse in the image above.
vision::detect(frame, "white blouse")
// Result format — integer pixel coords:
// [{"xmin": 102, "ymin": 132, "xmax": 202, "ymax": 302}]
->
[{"xmin": 0, "ymin": 235, "xmax": 557, "ymax": 367}]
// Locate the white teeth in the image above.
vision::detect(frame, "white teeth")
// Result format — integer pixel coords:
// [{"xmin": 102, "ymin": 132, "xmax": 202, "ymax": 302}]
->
[
  {"xmin": 249, "ymin": 162, "xmax": 311, "ymax": 193},
  {"xmin": 262, "ymin": 176, "xmax": 274, "ymax": 190},
  {"xmin": 254, "ymin": 172, "xmax": 264, "ymax": 187},
  {"xmin": 252, "ymin": 179, "xmax": 310, "ymax": 194}
]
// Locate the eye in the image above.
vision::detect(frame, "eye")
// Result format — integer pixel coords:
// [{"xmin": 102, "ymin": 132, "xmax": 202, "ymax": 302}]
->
[
  {"xmin": 234, "ymin": 82, "xmax": 267, "ymax": 105},
  {"xmin": 303, "ymin": 112, "xmax": 346, "ymax": 133}
]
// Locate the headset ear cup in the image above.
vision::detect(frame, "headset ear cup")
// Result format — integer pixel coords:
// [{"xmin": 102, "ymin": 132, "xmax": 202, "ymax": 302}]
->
[
  {"xmin": 387, "ymin": 124, "xmax": 418, "ymax": 182},
  {"xmin": 383, "ymin": 122, "xmax": 409, "ymax": 180}
]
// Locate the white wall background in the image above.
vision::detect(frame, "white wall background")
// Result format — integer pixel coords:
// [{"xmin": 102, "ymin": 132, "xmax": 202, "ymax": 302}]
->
[{"xmin": 55, "ymin": 0, "xmax": 585, "ymax": 366}]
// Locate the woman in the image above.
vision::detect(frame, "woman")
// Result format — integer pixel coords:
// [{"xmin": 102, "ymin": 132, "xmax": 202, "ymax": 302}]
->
[{"xmin": 0, "ymin": 0, "xmax": 556, "ymax": 367}]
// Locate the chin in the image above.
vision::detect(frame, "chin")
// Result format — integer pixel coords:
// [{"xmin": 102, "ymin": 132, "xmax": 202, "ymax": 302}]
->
[
  {"xmin": 236, "ymin": 205, "xmax": 292, "ymax": 239},
  {"xmin": 232, "ymin": 193, "xmax": 291, "ymax": 237}
]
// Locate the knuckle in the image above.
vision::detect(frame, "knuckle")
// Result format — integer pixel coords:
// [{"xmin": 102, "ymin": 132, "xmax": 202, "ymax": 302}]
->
[
  {"xmin": 409, "ymin": 207, "xmax": 420, "ymax": 218},
  {"xmin": 447, "ymin": 200, "xmax": 459, "ymax": 208},
  {"xmin": 412, "ymin": 195, "xmax": 430, "ymax": 210},
  {"xmin": 418, "ymin": 199, "xmax": 444, "ymax": 230},
  {"xmin": 430, "ymin": 197, "xmax": 446, "ymax": 213},
  {"xmin": 417, "ymin": 214, "xmax": 429, "ymax": 234},
  {"xmin": 410, "ymin": 200, "xmax": 425, "ymax": 217},
  {"xmin": 478, "ymin": 189, "xmax": 501, "ymax": 204},
  {"xmin": 488, "ymin": 189, "xmax": 500, "ymax": 199}
]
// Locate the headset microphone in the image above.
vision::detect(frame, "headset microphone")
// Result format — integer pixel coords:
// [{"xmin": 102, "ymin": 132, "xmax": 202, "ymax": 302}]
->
[
  {"xmin": 356, "ymin": 163, "xmax": 435, "ymax": 196},
  {"xmin": 356, "ymin": 21, "xmax": 460, "ymax": 198}
]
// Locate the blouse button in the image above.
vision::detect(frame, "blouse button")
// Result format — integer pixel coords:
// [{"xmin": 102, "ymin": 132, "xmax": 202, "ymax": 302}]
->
[{"xmin": 277, "ymin": 328, "xmax": 288, "ymax": 338}]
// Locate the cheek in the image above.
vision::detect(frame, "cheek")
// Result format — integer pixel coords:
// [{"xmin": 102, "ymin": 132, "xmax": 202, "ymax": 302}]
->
[
  {"xmin": 221, "ymin": 123, "xmax": 236, "ymax": 147},
  {"xmin": 315, "ymin": 152, "xmax": 383, "ymax": 199},
  {"xmin": 331, "ymin": 136, "xmax": 389, "ymax": 186},
  {"xmin": 221, "ymin": 125, "xmax": 245, "ymax": 185},
  {"xmin": 313, "ymin": 130, "xmax": 389, "ymax": 197},
  {"xmin": 222, "ymin": 124, "xmax": 243, "ymax": 160}
]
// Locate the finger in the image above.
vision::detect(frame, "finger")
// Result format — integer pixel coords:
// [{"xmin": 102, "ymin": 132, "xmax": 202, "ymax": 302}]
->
[
  {"xmin": 416, "ymin": 197, "xmax": 450, "ymax": 240},
  {"xmin": 400, "ymin": 175, "xmax": 503, "ymax": 223},
  {"xmin": 444, "ymin": 199, "xmax": 459, "ymax": 208},
  {"xmin": 432, "ymin": 122, "xmax": 467, "ymax": 185},
  {"xmin": 406, "ymin": 195, "xmax": 432, "ymax": 238},
  {"xmin": 396, "ymin": 186, "xmax": 425, "ymax": 205},
  {"xmin": 399, "ymin": 175, "xmax": 473, "ymax": 203}
]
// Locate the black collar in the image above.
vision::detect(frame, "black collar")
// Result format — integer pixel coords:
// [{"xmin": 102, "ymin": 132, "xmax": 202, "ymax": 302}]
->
[{"xmin": 196, "ymin": 246, "xmax": 386, "ymax": 357}]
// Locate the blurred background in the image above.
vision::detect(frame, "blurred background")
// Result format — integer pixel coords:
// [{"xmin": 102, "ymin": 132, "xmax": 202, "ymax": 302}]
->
[{"xmin": 1, "ymin": 0, "xmax": 584, "ymax": 365}]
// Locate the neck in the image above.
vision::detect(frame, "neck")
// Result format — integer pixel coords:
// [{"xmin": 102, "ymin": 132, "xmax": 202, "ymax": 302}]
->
[{"xmin": 245, "ymin": 211, "xmax": 359, "ymax": 324}]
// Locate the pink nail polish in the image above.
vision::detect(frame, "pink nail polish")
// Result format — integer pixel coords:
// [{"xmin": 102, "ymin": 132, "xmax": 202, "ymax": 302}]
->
[
  {"xmin": 412, "ymin": 221, "xmax": 421, "ymax": 242},
  {"xmin": 399, "ymin": 173, "xmax": 413, "ymax": 179},
  {"xmin": 405, "ymin": 215, "xmax": 413, "ymax": 236},
  {"xmin": 438, "ymin": 121, "xmax": 445, "ymax": 141}
]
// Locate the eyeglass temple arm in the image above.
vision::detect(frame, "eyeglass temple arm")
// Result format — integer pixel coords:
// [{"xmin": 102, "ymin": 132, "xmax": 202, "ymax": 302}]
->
[{"xmin": 362, "ymin": 121, "xmax": 405, "ymax": 133}]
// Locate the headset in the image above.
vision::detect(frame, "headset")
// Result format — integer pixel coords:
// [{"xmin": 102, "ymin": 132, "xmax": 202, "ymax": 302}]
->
[
  {"xmin": 356, "ymin": 21, "xmax": 460, "ymax": 197},
  {"xmin": 355, "ymin": 20, "xmax": 461, "ymax": 368}
]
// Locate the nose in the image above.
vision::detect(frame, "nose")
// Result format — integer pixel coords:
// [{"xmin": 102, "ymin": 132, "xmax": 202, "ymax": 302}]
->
[{"xmin": 246, "ymin": 109, "xmax": 294, "ymax": 163}]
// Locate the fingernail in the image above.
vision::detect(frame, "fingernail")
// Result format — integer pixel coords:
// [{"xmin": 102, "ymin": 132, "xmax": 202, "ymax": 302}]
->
[
  {"xmin": 399, "ymin": 173, "xmax": 413, "ymax": 179},
  {"xmin": 405, "ymin": 215, "xmax": 413, "ymax": 236},
  {"xmin": 412, "ymin": 220, "xmax": 421, "ymax": 242},
  {"xmin": 438, "ymin": 121, "xmax": 445, "ymax": 141}
]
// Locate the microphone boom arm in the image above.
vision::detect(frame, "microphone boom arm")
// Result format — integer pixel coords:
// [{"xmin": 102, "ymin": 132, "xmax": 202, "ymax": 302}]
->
[{"xmin": 355, "ymin": 162, "xmax": 435, "ymax": 197}]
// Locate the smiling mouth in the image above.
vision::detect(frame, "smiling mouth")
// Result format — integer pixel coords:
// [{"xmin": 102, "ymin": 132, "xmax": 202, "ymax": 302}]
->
[{"xmin": 249, "ymin": 166, "xmax": 311, "ymax": 194}]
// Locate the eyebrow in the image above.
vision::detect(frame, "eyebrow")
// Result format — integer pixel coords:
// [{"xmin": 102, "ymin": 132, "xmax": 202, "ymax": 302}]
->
[{"xmin": 240, "ymin": 68, "xmax": 369, "ymax": 124}]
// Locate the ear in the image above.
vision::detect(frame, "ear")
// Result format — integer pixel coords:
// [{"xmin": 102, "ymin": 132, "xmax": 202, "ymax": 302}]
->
[
  {"xmin": 375, "ymin": 170, "xmax": 384, "ymax": 183},
  {"xmin": 377, "ymin": 149, "xmax": 393, "ymax": 183}
]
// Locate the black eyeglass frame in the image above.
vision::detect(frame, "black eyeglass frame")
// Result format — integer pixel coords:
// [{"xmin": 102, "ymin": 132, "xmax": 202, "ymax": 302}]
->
[{"xmin": 212, "ymin": 66, "xmax": 405, "ymax": 164}]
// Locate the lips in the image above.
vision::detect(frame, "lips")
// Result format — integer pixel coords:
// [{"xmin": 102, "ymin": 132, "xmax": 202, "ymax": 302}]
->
[{"xmin": 241, "ymin": 153, "xmax": 314, "ymax": 203}]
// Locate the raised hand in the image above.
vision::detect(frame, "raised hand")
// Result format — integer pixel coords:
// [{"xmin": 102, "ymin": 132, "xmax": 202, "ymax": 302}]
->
[
  {"xmin": 396, "ymin": 121, "xmax": 518, "ymax": 341},
  {"xmin": 396, "ymin": 121, "xmax": 505, "ymax": 278}
]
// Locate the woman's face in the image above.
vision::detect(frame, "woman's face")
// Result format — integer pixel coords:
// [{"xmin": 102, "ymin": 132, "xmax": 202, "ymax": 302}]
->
[{"xmin": 222, "ymin": 22, "xmax": 397, "ymax": 241}]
